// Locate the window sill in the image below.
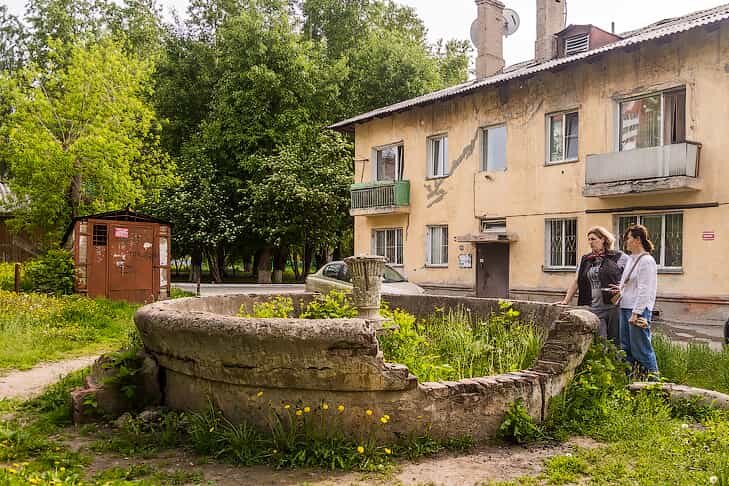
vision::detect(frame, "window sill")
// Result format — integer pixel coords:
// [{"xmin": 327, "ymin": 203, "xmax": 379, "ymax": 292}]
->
[
  {"xmin": 543, "ymin": 266, "xmax": 577, "ymax": 273},
  {"xmin": 544, "ymin": 158, "xmax": 579, "ymax": 167},
  {"xmin": 658, "ymin": 268, "xmax": 683, "ymax": 275},
  {"xmin": 425, "ymin": 264, "xmax": 449, "ymax": 268},
  {"xmin": 479, "ymin": 168, "xmax": 507, "ymax": 174},
  {"xmin": 426, "ymin": 174, "xmax": 450, "ymax": 180}
]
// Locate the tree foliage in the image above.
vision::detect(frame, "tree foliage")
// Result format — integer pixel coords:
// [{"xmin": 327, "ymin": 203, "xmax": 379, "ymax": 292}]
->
[{"xmin": 1, "ymin": 38, "xmax": 172, "ymax": 240}]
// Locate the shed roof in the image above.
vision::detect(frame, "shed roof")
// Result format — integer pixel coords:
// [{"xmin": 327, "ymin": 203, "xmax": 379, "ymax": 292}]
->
[
  {"xmin": 329, "ymin": 2, "xmax": 729, "ymax": 131},
  {"xmin": 61, "ymin": 208, "xmax": 171, "ymax": 246}
]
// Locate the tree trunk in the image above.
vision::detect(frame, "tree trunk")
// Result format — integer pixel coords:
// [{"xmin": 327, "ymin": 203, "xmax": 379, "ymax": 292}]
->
[
  {"xmin": 216, "ymin": 243, "xmax": 226, "ymax": 279},
  {"xmin": 190, "ymin": 247, "xmax": 203, "ymax": 283},
  {"xmin": 291, "ymin": 250, "xmax": 300, "ymax": 281},
  {"xmin": 257, "ymin": 245, "xmax": 273, "ymax": 284},
  {"xmin": 243, "ymin": 253, "xmax": 252, "ymax": 273},
  {"xmin": 68, "ymin": 173, "xmax": 82, "ymax": 219},
  {"xmin": 272, "ymin": 246, "xmax": 287, "ymax": 283},
  {"xmin": 303, "ymin": 242, "xmax": 314, "ymax": 278},
  {"xmin": 206, "ymin": 249, "xmax": 223, "ymax": 283},
  {"xmin": 252, "ymin": 249, "xmax": 261, "ymax": 280}
]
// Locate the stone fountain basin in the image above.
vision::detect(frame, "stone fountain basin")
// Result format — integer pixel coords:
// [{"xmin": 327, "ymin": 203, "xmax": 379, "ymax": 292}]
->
[{"xmin": 134, "ymin": 293, "xmax": 597, "ymax": 441}]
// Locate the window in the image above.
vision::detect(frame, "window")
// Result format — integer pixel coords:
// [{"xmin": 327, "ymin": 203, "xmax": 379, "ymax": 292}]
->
[
  {"xmin": 92, "ymin": 224, "xmax": 107, "ymax": 246},
  {"xmin": 427, "ymin": 134, "xmax": 448, "ymax": 178},
  {"xmin": 619, "ymin": 88, "xmax": 686, "ymax": 151},
  {"xmin": 375, "ymin": 144, "xmax": 404, "ymax": 181},
  {"xmin": 545, "ymin": 219, "xmax": 577, "ymax": 268},
  {"xmin": 547, "ymin": 111, "xmax": 579, "ymax": 163},
  {"xmin": 563, "ymin": 33, "xmax": 590, "ymax": 55},
  {"xmin": 480, "ymin": 218, "xmax": 507, "ymax": 233},
  {"xmin": 372, "ymin": 228, "xmax": 404, "ymax": 266},
  {"xmin": 322, "ymin": 263, "xmax": 343, "ymax": 279},
  {"xmin": 426, "ymin": 225, "xmax": 448, "ymax": 266},
  {"xmin": 616, "ymin": 213, "xmax": 683, "ymax": 268},
  {"xmin": 481, "ymin": 125, "xmax": 507, "ymax": 171}
]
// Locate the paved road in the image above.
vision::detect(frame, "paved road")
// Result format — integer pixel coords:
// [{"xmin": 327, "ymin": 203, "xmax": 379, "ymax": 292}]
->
[{"xmin": 173, "ymin": 282, "xmax": 305, "ymax": 297}]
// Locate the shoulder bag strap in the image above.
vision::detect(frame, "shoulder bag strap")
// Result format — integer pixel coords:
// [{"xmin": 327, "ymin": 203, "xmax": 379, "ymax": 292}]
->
[{"xmin": 623, "ymin": 253, "xmax": 647, "ymax": 285}]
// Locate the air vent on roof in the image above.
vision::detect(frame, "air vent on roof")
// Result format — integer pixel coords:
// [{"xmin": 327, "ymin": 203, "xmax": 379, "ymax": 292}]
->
[{"xmin": 564, "ymin": 33, "xmax": 590, "ymax": 56}]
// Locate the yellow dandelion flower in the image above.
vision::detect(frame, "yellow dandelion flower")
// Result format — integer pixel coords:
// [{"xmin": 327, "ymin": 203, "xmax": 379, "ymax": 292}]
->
[
  {"xmin": 304, "ymin": 406, "xmax": 311, "ymax": 413},
  {"xmin": 337, "ymin": 404, "xmax": 345, "ymax": 412},
  {"xmin": 380, "ymin": 417, "xmax": 388, "ymax": 424},
  {"xmin": 284, "ymin": 404, "xmax": 291, "ymax": 409},
  {"xmin": 272, "ymin": 449, "xmax": 278, "ymax": 454},
  {"xmin": 384, "ymin": 448, "xmax": 392, "ymax": 455},
  {"xmin": 357, "ymin": 446, "xmax": 365, "ymax": 454},
  {"xmin": 8, "ymin": 468, "xmax": 16, "ymax": 474},
  {"xmin": 296, "ymin": 409, "xmax": 303, "ymax": 416},
  {"xmin": 256, "ymin": 391, "xmax": 264, "ymax": 397},
  {"xmin": 59, "ymin": 467, "xmax": 66, "ymax": 472},
  {"xmin": 322, "ymin": 403, "xmax": 329, "ymax": 410},
  {"xmin": 384, "ymin": 414, "xmax": 390, "ymax": 420},
  {"xmin": 366, "ymin": 409, "xmax": 373, "ymax": 416}
]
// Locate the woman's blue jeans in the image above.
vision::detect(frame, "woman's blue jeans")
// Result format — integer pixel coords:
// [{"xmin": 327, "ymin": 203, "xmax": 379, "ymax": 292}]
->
[{"xmin": 619, "ymin": 308, "xmax": 659, "ymax": 374}]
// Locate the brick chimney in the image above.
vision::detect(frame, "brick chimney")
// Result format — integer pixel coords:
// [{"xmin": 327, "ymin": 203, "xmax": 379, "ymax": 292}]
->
[
  {"xmin": 535, "ymin": 0, "xmax": 566, "ymax": 61},
  {"xmin": 474, "ymin": 0, "xmax": 505, "ymax": 79}
]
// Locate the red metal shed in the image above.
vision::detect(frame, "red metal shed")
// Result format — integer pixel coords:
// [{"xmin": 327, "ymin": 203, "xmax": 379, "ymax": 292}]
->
[{"xmin": 62, "ymin": 209, "xmax": 171, "ymax": 303}]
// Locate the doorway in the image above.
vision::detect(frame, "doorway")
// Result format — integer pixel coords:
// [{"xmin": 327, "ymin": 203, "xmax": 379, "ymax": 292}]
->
[{"xmin": 476, "ymin": 243, "xmax": 510, "ymax": 298}]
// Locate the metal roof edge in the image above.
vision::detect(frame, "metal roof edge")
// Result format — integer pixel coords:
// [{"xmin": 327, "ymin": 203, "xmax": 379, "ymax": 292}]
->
[{"xmin": 329, "ymin": 3, "xmax": 729, "ymax": 132}]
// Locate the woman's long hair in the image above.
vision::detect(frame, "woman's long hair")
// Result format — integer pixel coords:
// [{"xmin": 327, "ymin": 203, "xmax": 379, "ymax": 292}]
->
[{"xmin": 624, "ymin": 224, "xmax": 655, "ymax": 253}]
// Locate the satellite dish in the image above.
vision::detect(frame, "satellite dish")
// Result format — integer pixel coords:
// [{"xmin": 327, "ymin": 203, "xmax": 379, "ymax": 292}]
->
[
  {"xmin": 470, "ymin": 18, "xmax": 480, "ymax": 46},
  {"xmin": 503, "ymin": 8, "xmax": 520, "ymax": 36}
]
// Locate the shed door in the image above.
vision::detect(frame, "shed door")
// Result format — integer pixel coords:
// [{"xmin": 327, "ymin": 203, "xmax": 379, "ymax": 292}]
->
[
  {"xmin": 108, "ymin": 223, "xmax": 155, "ymax": 303},
  {"xmin": 476, "ymin": 243, "xmax": 509, "ymax": 298}
]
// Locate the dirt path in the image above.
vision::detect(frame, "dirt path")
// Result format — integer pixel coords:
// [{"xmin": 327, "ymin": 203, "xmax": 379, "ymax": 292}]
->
[
  {"xmin": 76, "ymin": 437, "xmax": 600, "ymax": 485},
  {"xmin": 0, "ymin": 356, "xmax": 98, "ymax": 400}
]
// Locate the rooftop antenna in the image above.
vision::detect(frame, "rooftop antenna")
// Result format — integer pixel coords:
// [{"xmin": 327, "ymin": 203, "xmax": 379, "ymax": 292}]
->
[{"xmin": 611, "ymin": 21, "xmax": 615, "ymax": 33}]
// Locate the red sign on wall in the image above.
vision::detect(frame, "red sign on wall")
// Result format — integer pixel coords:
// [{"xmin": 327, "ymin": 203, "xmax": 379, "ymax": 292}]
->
[
  {"xmin": 702, "ymin": 231, "xmax": 715, "ymax": 241},
  {"xmin": 114, "ymin": 227, "xmax": 129, "ymax": 239}
]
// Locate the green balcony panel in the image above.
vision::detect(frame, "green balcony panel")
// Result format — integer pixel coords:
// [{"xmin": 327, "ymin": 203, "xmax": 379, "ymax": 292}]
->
[{"xmin": 350, "ymin": 180, "xmax": 410, "ymax": 216}]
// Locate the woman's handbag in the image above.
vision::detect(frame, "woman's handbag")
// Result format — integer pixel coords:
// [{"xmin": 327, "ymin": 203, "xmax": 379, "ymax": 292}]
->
[{"xmin": 609, "ymin": 253, "xmax": 647, "ymax": 306}]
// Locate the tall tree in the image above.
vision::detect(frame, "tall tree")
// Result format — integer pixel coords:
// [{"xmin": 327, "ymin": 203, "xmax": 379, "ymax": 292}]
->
[
  {"xmin": 1, "ymin": 38, "xmax": 170, "ymax": 240},
  {"xmin": 0, "ymin": 6, "xmax": 28, "ymax": 73}
]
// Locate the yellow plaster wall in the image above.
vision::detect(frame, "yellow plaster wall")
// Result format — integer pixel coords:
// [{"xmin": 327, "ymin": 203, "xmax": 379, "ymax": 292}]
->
[{"xmin": 353, "ymin": 26, "xmax": 729, "ymax": 299}]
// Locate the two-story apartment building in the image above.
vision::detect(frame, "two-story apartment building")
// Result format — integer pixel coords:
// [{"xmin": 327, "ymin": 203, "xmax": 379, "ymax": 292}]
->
[{"xmin": 331, "ymin": 0, "xmax": 729, "ymax": 324}]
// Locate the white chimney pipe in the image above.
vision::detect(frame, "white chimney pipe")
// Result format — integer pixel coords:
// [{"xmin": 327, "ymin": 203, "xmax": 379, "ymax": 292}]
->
[
  {"xmin": 474, "ymin": 0, "xmax": 506, "ymax": 79},
  {"xmin": 535, "ymin": 0, "xmax": 567, "ymax": 61}
]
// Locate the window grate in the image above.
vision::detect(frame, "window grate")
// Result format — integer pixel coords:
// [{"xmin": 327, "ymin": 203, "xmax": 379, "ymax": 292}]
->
[
  {"xmin": 546, "ymin": 219, "xmax": 577, "ymax": 268},
  {"xmin": 92, "ymin": 224, "xmax": 107, "ymax": 247},
  {"xmin": 564, "ymin": 33, "xmax": 590, "ymax": 55}
]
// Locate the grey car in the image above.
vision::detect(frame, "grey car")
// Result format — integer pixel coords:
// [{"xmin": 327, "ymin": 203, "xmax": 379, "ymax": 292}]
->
[{"xmin": 305, "ymin": 261, "xmax": 425, "ymax": 295}]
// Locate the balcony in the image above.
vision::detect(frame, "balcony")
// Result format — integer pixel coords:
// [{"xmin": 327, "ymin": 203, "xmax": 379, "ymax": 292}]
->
[
  {"xmin": 583, "ymin": 142, "xmax": 702, "ymax": 198},
  {"xmin": 350, "ymin": 180, "xmax": 410, "ymax": 216}
]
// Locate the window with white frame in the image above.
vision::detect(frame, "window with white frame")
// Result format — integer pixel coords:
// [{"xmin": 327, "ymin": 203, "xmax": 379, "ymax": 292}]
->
[
  {"xmin": 372, "ymin": 228, "xmax": 403, "ymax": 266},
  {"xmin": 375, "ymin": 144, "xmax": 404, "ymax": 181},
  {"xmin": 426, "ymin": 225, "xmax": 448, "ymax": 266},
  {"xmin": 619, "ymin": 88, "xmax": 685, "ymax": 151},
  {"xmin": 481, "ymin": 125, "xmax": 507, "ymax": 171},
  {"xmin": 545, "ymin": 219, "xmax": 577, "ymax": 268},
  {"xmin": 427, "ymin": 134, "xmax": 448, "ymax": 178},
  {"xmin": 616, "ymin": 213, "xmax": 683, "ymax": 269},
  {"xmin": 547, "ymin": 111, "xmax": 579, "ymax": 163}
]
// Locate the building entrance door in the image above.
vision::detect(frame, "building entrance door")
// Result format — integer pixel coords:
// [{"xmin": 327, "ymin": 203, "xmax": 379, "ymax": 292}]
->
[
  {"xmin": 107, "ymin": 223, "xmax": 155, "ymax": 303},
  {"xmin": 476, "ymin": 243, "xmax": 509, "ymax": 298}
]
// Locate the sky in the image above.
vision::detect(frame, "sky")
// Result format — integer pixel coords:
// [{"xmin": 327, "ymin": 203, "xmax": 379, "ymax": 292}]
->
[{"xmin": 3, "ymin": 0, "xmax": 726, "ymax": 64}]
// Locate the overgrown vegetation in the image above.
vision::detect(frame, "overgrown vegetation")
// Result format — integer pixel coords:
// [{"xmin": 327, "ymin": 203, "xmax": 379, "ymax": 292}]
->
[
  {"xmin": 654, "ymin": 333, "xmax": 729, "ymax": 393},
  {"xmin": 0, "ymin": 290, "xmax": 137, "ymax": 371},
  {"xmin": 0, "ymin": 250, "xmax": 74, "ymax": 295}
]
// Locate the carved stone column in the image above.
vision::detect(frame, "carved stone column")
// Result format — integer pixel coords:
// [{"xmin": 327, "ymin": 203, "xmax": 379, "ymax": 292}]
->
[{"xmin": 344, "ymin": 255, "xmax": 386, "ymax": 320}]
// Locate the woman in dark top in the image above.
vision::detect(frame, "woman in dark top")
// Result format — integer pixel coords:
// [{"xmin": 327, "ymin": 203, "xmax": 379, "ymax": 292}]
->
[{"xmin": 559, "ymin": 226, "xmax": 629, "ymax": 345}]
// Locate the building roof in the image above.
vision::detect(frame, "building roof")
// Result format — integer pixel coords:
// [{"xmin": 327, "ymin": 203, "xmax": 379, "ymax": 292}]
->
[
  {"xmin": 61, "ymin": 208, "xmax": 171, "ymax": 246},
  {"xmin": 329, "ymin": 2, "xmax": 729, "ymax": 132}
]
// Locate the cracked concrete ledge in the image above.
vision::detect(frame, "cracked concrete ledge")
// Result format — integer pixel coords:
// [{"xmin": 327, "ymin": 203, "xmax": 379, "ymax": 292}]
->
[{"xmin": 135, "ymin": 293, "xmax": 597, "ymax": 441}]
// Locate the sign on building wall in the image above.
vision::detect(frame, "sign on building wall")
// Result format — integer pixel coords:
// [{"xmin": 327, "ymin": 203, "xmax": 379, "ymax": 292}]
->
[
  {"xmin": 702, "ymin": 231, "xmax": 715, "ymax": 241},
  {"xmin": 458, "ymin": 253, "xmax": 473, "ymax": 268}
]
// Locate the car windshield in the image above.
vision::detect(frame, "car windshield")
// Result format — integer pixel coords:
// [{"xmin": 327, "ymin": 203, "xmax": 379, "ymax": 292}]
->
[
  {"xmin": 338, "ymin": 264, "xmax": 406, "ymax": 283},
  {"xmin": 383, "ymin": 265, "xmax": 406, "ymax": 283}
]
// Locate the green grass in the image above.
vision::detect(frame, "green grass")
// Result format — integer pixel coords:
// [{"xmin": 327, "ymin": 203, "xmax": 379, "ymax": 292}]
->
[
  {"xmin": 654, "ymin": 333, "xmax": 729, "ymax": 393},
  {"xmin": 0, "ymin": 290, "xmax": 138, "ymax": 372}
]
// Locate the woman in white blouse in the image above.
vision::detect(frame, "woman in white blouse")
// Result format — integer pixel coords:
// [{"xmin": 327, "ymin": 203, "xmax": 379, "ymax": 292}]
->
[{"xmin": 612, "ymin": 224, "xmax": 659, "ymax": 377}]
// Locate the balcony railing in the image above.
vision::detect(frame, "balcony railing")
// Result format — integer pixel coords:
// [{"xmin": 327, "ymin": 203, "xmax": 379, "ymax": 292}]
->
[
  {"xmin": 350, "ymin": 180, "xmax": 410, "ymax": 216},
  {"xmin": 584, "ymin": 142, "xmax": 701, "ymax": 197}
]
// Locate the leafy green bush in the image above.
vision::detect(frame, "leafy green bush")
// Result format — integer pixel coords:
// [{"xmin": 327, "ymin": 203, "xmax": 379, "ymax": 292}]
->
[
  {"xmin": 496, "ymin": 399, "xmax": 546, "ymax": 444},
  {"xmin": 300, "ymin": 290, "xmax": 357, "ymax": 319},
  {"xmin": 23, "ymin": 249, "xmax": 74, "ymax": 296},
  {"xmin": 238, "ymin": 296, "xmax": 295, "ymax": 318}
]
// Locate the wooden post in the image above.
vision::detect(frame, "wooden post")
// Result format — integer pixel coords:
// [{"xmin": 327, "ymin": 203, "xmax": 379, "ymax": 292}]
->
[
  {"xmin": 14, "ymin": 263, "xmax": 21, "ymax": 293},
  {"xmin": 196, "ymin": 273, "xmax": 201, "ymax": 297}
]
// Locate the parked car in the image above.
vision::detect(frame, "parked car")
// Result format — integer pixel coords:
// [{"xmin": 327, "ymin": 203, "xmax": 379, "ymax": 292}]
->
[{"xmin": 305, "ymin": 261, "xmax": 425, "ymax": 295}]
